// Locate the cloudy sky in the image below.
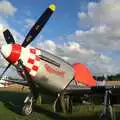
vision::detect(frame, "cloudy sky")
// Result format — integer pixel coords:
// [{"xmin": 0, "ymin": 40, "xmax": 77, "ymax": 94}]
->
[{"xmin": 0, "ymin": 0, "xmax": 120, "ymax": 76}]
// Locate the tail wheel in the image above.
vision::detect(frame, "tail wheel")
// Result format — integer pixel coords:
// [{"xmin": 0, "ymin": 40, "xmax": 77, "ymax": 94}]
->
[{"xmin": 22, "ymin": 103, "xmax": 32, "ymax": 116}]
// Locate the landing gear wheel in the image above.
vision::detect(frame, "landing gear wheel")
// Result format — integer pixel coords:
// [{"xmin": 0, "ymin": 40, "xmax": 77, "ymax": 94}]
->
[
  {"xmin": 22, "ymin": 103, "xmax": 32, "ymax": 116},
  {"xmin": 22, "ymin": 92, "xmax": 33, "ymax": 116}
]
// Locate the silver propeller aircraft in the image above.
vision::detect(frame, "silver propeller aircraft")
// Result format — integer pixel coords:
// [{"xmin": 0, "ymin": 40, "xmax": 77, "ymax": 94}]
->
[{"xmin": 0, "ymin": 3, "xmax": 120, "ymax": 120}]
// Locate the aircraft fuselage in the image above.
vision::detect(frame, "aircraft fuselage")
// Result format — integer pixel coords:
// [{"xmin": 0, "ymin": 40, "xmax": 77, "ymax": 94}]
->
[{"xmin": 6, "ymin": 44, "xmax": 74, "ymax": 93}]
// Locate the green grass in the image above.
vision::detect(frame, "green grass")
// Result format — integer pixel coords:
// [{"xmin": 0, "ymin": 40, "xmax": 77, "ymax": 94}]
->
[{"xmin": 0, "ymin": 88, "xmax": 119, "ymax": 120}]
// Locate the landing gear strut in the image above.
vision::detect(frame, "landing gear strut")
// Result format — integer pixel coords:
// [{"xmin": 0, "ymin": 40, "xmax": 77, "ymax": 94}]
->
[
  {"xmin": 53, "ymin": 93, "xmax": 72, "ymax": 113},
  {"xmin": 99, "ymin": 90, "xmax": 115, "ymax": 120}
]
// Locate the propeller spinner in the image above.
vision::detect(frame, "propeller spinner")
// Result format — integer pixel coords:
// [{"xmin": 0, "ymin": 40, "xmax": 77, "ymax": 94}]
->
[{"xmin": 1, "ymin": 43, "xmax": 21, "ymax": 63}]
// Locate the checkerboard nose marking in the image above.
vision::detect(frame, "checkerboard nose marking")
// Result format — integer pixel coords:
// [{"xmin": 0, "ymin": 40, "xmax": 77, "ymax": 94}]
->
[{"xmin": 25, "ymin": 48, "xmax": 41, "ymax": 77}]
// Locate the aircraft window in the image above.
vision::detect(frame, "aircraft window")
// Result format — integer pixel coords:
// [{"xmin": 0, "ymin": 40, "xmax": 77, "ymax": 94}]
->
[{"xmin": 40, "ymin": 55, "xmax": 60, "ymax": 67}]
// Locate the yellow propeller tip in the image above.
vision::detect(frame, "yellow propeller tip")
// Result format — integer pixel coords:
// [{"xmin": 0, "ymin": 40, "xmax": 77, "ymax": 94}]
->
[{"xmin": 49, "ymin": 4, "xmax": 56, "ymax": 11}]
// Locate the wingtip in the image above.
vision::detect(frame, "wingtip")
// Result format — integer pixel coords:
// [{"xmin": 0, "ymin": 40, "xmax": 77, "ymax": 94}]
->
[{"xmin": 49, "ymin": 4, "xmax": 56, "ymax": 11}]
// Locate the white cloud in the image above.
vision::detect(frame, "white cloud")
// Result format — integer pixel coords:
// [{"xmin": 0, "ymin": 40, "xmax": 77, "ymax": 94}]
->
[
  {"xmin": 35, "ymin": 0, "xmax": 120, "ymax": 75},
  {"xmin": 38, "ymin": 40, "xmax": 56, "ymax": 54},
  {"xmin": 0, "ymin": 17, "xmax": 23, "ymax": 44},
  {"xmin": 71, "ymin": 0, "xmax": 120, "ymax": 75},
  {"xmin": 37, "ymin": 40, "xmax": 112, "ymax": 75},
  {"xmin": 78, "ymin": 12, "xmax": 87, "ymax": 20},
  {"xmin": 0, "ymin": 0, "xmax": 17, "ymax": 16},
  {"xmin": 0, "ymin": 0, "xmax": 119, "ymax": 76},
  {"xmin": 25, "ymin": 18, "xmax": 35, "ymax": 29}
]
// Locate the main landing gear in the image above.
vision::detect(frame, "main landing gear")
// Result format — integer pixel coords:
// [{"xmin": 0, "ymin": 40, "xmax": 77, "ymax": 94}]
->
[
  {"xmin": 99, "ymin": 90, "xmax": 115, "ymax": 120},
  {"xmin": 53, "ymin": 93, "xmax": 72, "ymax": 113},
  {"xmin": 22, "ymin": 93, "xmax": 33, "ymax": 115}
]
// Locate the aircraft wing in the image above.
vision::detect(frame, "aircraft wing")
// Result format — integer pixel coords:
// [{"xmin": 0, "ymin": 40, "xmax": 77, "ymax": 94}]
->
[
  {"xmin": 65, "ymin": 84, "xmax": 92, "ymax": 95},
  {"xmin": 65, "ymin": 83, "xmax": 120, "ymax": 96}
]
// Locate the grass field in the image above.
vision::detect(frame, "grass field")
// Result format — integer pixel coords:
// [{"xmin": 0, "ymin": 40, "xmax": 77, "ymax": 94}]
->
[{"xmin": 0, "ymin": 86, "xmax": 120, "ymax": 120}]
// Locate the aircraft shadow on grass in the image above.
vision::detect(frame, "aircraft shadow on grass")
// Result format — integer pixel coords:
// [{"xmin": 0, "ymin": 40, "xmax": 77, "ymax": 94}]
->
[{"xmin": 0, "ymin": 90, "xmax": 27, "ymax": 114}]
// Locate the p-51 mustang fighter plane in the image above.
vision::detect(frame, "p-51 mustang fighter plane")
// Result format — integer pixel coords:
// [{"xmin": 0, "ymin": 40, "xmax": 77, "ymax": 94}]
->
[{"xmin": 0, "ymin": 3, "xmax": 119, "ymax": 120}]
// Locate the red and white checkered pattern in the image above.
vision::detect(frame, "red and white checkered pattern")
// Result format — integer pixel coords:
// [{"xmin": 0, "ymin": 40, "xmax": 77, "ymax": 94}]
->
[{"xmin": 25, "ymin": 48, "xmax": 41, "ymax": 77}]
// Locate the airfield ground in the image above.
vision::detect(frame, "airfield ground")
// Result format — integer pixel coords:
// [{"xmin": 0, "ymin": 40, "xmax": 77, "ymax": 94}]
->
[{"xmin": 0, "ymin": 85, "xmax": 120, "ymax": 120}]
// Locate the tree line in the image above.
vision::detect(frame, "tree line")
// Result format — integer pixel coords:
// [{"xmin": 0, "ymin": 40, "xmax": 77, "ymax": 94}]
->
[{"xmin": 94, "ymin": 73, "xmax": 120, "ymax": 81}]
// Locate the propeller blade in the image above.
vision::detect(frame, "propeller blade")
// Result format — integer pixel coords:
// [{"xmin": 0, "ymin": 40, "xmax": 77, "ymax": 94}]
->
[
  {"xmin": 0, "ymin": 63, "xmax": 11, "ymax": 77},
  {"xmin": 3, "ymin": 29, "xmax": 15, "ymax": 44},
  {"xmin": 22, "ymin": 4, "xmax": 56, "ymax": 47}
]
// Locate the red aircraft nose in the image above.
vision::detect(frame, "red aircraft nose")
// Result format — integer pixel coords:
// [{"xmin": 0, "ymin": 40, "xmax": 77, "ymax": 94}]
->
[{"xmin": 1, "ymin": 44, "xmax": 22, "ymax": 64}]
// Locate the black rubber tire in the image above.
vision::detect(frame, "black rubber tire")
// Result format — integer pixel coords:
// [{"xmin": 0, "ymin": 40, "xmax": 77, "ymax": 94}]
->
[{"xmin": 22, "ymin": 103, "xmax": 32, "ymax": 116}]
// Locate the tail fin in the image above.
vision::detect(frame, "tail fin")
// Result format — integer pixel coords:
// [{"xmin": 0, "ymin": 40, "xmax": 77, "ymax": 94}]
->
[{"xmin": 73, "ymin": 63, "xmax": 96, "ymax": 87}]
